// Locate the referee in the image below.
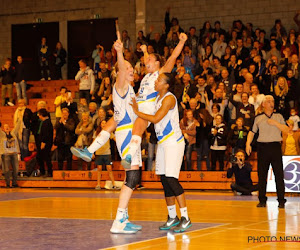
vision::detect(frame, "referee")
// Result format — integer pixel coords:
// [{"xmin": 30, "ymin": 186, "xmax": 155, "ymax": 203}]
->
[{"xmin": 246, "ymin": 95, "xmax": 288, "ymax": 208}]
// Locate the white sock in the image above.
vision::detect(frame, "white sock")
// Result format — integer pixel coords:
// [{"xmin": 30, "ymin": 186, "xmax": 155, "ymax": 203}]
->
[
  {"xmin": 88, "ymin": 130, "xmax": 110, "ymax": 153},
  {"xmin": 115, "ymin": 207, "xmax": 126, "ymax": 221},
  {"xmin": 125, "ymin": 208, "xmax": 128, "ymax": 218},
  {"xmin": 127, "ymin": 135, "xmax": 142, "ymax": 157},
  {"xmin": 167, "ymin": 205, "xmax": 177, "ymax": 219},
  {"xmin": 180, "ymin": 207, "xmax": 188, "ymax": 220}
]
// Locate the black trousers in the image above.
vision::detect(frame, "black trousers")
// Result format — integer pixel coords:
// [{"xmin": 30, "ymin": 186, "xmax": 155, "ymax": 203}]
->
[
  {"xmin": 57, "ymin": 144, "xmax": 73, "ymax": 170},
  {"xmin": 257, "ymin": 142, "xmax": 286, "ymax": 203},
  {"xmin": 211, "ymin": 149, "xmax": 225, "ymax": 171},
  {"xmin": 37, "ymin": 147, "xmax": 53, "ymax": 176},
  {"xmin": 231, "ymin": 183, "xmax": 259, "ymax": 195}
]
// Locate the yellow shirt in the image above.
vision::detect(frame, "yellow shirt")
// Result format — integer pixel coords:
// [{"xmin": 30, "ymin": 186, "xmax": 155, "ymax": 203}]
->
[
  {"xmin": 54, "ymin": 95, "xmax": 66, "ymax": 118},
  {"xmin": 284, "ymin": 134, "xmax": 297, "ymax": 155},
  {"xmin": 94, "ymin": 132, "xmax": 115, "ymax": 155}
]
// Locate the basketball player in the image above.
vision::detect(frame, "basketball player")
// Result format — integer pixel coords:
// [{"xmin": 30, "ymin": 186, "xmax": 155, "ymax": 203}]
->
[{"xmin": 130, "ymin": 73, "xmax": 192, "ymax": 233}]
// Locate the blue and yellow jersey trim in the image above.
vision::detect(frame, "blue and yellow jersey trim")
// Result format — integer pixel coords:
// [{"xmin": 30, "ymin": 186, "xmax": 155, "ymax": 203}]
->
[
  {"xmin": 116, "ymin": 111, "xmax": 133, "ymax": 132},
  {"xmin": 137, "ymin": 91, "xmax": 158, "ymax": 104}
]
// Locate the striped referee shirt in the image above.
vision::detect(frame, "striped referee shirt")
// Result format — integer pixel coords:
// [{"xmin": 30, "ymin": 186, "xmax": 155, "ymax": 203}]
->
[{"xmin": 251, "ymin": 112, "xmax": 285, "ymax": 142}]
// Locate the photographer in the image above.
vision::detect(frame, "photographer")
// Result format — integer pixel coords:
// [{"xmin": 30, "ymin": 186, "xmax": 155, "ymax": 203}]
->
[{"xmin": 227, "ymin": 149, "xmax": 258, "ymax": 195}]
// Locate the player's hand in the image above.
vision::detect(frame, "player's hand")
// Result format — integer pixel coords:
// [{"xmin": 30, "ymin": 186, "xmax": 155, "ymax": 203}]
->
[
  {"xmin": 130, "ymin": 97, "xmax": 139, "ymax": 114},
  {"xmin": 179, "ymin": 33, "xmax": 188, "ymax": 42},
  {"xmin": 140, "ymin": 45, "xmax": 147, "ymax": 53},
  {"xmin": 114, "ymin": 40, "xmax": 123, "ymax": 53}
]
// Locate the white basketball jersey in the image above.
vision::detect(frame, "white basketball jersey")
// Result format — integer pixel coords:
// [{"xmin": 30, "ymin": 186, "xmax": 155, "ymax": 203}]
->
[
  {"xmin": 136, "ymin": 71, "xmax": 159, "ymax": 104},
  {"xmin": 154, "ymin": 92, "xmax": 184, "ymax": 144},
  {"xmin": 113, "ymin": 85, "xmax": 137, "ymax": 131}
]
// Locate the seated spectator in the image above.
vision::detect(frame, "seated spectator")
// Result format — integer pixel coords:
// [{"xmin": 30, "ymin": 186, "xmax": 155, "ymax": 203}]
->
[
  {"xmin": 209, "ymin": 114, "xmax": 227, "ymax": 171},
  {"xmin": 173, "ymin": 61, "xmax": 194, "ymax": 80},
  {"xmin": 221, "ymin": 46, "xmax": 232, "ymax": 67},
  {"xmin": 1, "ymin": 58, "xmax": 15, "ymax": 106},
  {"xmin": 0, "ymin": 121, "xmax": 22, "ymax": 187},
  {"xmin": 75, "ymin": 112, "xmax": 93, "ymax": 170},
  {"xmin": 227, "ymin": 150, "xmax": 258, "ymax": 195},
  {"xmin": 94, "ymin": 107, "xmax": 107, "ymax": 130},
  {"xmin": 200, "ymin": 45, "xmax": 214, "ymax": 66},
  {"xmin": 146, "ymin": 25, "xmax": 166, "ymax": 55},
  {"xmin": 282, "ymin": 119, "xmax": 300, "ymax": 156},
  {"xmin": 136, "ymin": 30, "xmax": 147, "ymax": 44},
  {"xmin": 54, "ymin": 108, "xmax": 76, "ymax": 170},
  {"xmin": 54, "ymin": 86, "xmax": 67, "ymax": 122},
  {"xmin": 213, "ymin": 33, "xmax": 227, "ymax": 59},
  {"xmin": 195, "ymin": 110, "xmax": 211, "ymax": 170},
  {"xmin": 94, "ymin": 120, "xmax": 119, "ymax": 190},
  {"xmin": 266, "ymin": 39, "xmax": 281, "ymax": 61},
  {"xmin": 13, "ymin": 99, "xmax": 32, "ymax": 160},
  {"xmin": 134, "ymin": 42, "xmax": 143, "ymax": 59},
  {"xmin": 89, "ymin": 102, "xmax": 98, "ymax": 124},
  {"xmin": 14, "ymin": 56, "xmax": 27, "ymax": 104},
  {"xmin": 37, "ymin": 108, "xmax": 53, "ymax": 177},
  {"xmin": 61, "ymin": 90, "xmax": 78, "ymax": 124},
  {"xmin": 228, "ymin": 117, "xmax": 249, "ymax": 154},
  {"xmin": 248, "ymin": 84, "xmax": 265, "ymax": 112},
  {"xmin": 180, "ymin": 110, "xmax": 199, "ymax": 171},
  {"xmin": 289, "ymin": 108, "xmax": 300, "ymax": 131},
  {"xmin": 77, "ymin": 98, "xmax": 89, "ymax": 121}
]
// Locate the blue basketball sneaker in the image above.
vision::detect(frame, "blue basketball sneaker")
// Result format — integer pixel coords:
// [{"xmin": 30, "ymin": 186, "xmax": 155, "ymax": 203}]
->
[
  {"xmin": 70, "ymin": 147, "xmax": 93, "ymax": 162},
  {"xmin": 121, "ymin": 154, "xmax": 132, "ymax": 169},
  {"xmin": 125, "ymin": 216, "xmax": 142, "ymax": 231},
  {"xmin": 159, "ymin": 216, "xmax": 180, "ymax": 230},
  {"xmin": 173, "ymin": 216, "xmax": 192, "ymax": 233},
  {"xmin": 110, "ymin": 216, "xmax": 138, "ymax": 234}
]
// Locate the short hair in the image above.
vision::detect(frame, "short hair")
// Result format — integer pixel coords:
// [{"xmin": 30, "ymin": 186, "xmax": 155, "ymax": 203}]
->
[
  {"xmin": 79, "ymin": 59, "xmax": 87, "ymax": 65},
  {"xmin": 38, "ymin": 108, "xmax": 49, "ymax": 117},
  {"xmin": 262, "ymin": 95, "xmax": 274, "ymax": 104},
  {"xmin": 81, "ymin": 112, "xmax": 89, "ymax": 118},
  {"xmin": 215, "ymin": 21, "xmax": 220, "ymax": 25},
  {"xmin": 235, "ymin": 149, "xmax": 246, "ymax": 157},
  {"xmin": 189, "ymin": 26, "xmax": 196, "ymax": 31},
  {"xmin": 37, "ymin": 100, "xmax": 46, "ymax": 107},
  {"xmin": 89, "ymin": 102, "xmax": 97, "ymax": 108},
  {"xmin": 60, "ymin": 86, "xmax": 67, "ymax": 91}
]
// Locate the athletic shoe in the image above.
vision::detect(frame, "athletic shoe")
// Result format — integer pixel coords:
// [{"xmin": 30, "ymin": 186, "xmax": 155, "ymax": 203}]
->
[
  {"xmin": 70, "ymin": 147, "xmax": 93, "ymax": 162},
  {"xmin": 121, "ymin": 155, "xmax": 132, "ymax": 169},
  {"xmin": 111, "ymin": 186, "xmax": 120, "ymax": 190},
  {"xmin": 257, "ymin": 202, "xmax": 266, "ymax": 207},
  {"xmin": 125, "ymin": 217, "xmax": 142, "ymax": 231},
  {"xmin": 7, "ymin": 102, "xmax": 14, "ymax": 106},
  {"xmin": 95, "ymin": 185, "xmax": 101, "ymax": 190},
  {"xmin": 159, "ymin": 216, "xmax": 180, "ymax": 230},
  {"xmin": 110, "ymin": 217, "xmax": 138, "ymax": 234},
  {"xmin": 40, "ymin": 78, "xmax": 45, "ymax": 81},
  {"xmin": 173, "ymin": 216, "xmax": 192, "ymax": 233}
]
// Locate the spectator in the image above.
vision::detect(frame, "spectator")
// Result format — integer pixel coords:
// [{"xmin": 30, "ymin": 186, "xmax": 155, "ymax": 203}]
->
[
  {"xmin": 89, "ymin": 102, "xmax": 98, "ymax": 124},
  {"xmin": 77, "ymin": 98, "xmax": 89, "ymax": 121},
  {"xmin": 282, "ymin": 119, "xmax": 300, "ymax": 156},
  {"xmin": 248, "ymin": 84, "xmax": 265, "ymax": 112},
  {"xmin": 101, "ymin": 50, "xmax": 116, "ymax": 72},
  {"xmin": 205, "ymin": 89, "xmax": 228, "ymax": 117},
  {"xmin": 228, "ymin": 117, "xmax": 249, "ymax": 153},
  {"xmin": 0, "ymin": 121, "xmax": 21, "ymax": 188},
  {"xmin": 94, "ymin": 120, "xmax": 118, "ymax": 190},
  {"xmin": 186, "ymin": 26, "xmax": 198, "ymax": 57},
  {"xmin": 221, "ymin": 46, "xmax": 232, "ymax": 67},
  {"xmin": 209, "ymin": 114, "xmax": 227, "ymax": 171},
  {"xmin": 199, "ymin": 21, "xmax": 213, "ymax": 42},
  {"xmin": 198, "ymin": 58, "xmax": 213, "ymax": 78},
  {"xmin": 212, "ymin": 57, "xmax": 226, "ymax": 82},
  {"xmin": 54, "ymin": 86, "xmax": 67, "ymax": 122},
  {"xmin": 14, "ymin": 56, "xmax": 27, "ymax": 104},
  {"xmin": 227, "ymin": 150, "xmax": 258, "ymax": 195},
  {"xmin": 38, "ymin": 37, "xmax": 50, "ymax": 80},
  {"xmin": 136, "ymin": 30, "xmax": 147, "ymax": 44},
  {"xmin": 92, "ymin": 43, "xmax": 104, "ymax": 73},
  {"xmin": 134, "ymin": 42, "xmax": 143, "ymax": 59},
  {"xmin": 54, "ymin": 108, "xmax": 76, "ymax": 170},
  {"xmin": 93, "ymin": 107, "xmax": 107, "ymax": 130},
  {"xmin": 75, "ymin": 112, "xmax": 93, "ymax": 170},
  {"xmin": 243, "ymin": 73, "xmax": 254, "ymax": 94},
  {"xmin": 195, "ymin": 110, "xmax": 211, "ymax": 170},
  {"xmin": 13, "ymin": 99, "xmax": 32, "ymax": 160},
  {"xmin": 180, "ymin": 110, "xmax": 199, "ymax": 171},
  {"xmin": 286, "ymin": 69, "xmax": 298, "ymax": 109},
  {"xmin": 1, "ymin": 58, "xmax": 15, "ymax": 106},
  {"xmin": 121, "ymin": 30, "xmax": 133, "ymax": 51},
  {"xmin": 271, "ymin": 19, "xmax": 287, "ymax": 42},
  {"xmin": 294, "ymin": 10, "xmax": 300, "ymax": 32},
  {"xmin": 31, "ymin": 100, "xmax": 46, "ymax": 147},
  {"xmin": 146, "ymin": 25, "xmax": 166, "ymax": 55},
  {"xmin": 96, "ymin": 77, "xmax": 112, "ymax": 109},
  {"xmin": 181, "ymin": 45, "xmax": 196, "ymax": 72},
  {"xmin": 37, "ymin": 108, "xmax": 53, "ymax": 177},
  {"xmin": 235, "ymin": 38, "xmax": 249, "ymax": 63},
  {"xmin": 53, "ymin": 42, "xmax": 67, "ymax": 80},
  {"xmin": 274, "ymin": 76, "xmax": 290, "ymax": 120},
  {"xmin": 75, "ymin": 59, "xmax": 95, "ymax": 104},
  {"xmin": 266, "ymin": 39, "xmax": 281, "ymax": 61},
  {"xmin": 213, "ymin": 33, "xmax": 227, "ymax": 59},
  {"xmin": 61, "ymin": 90, "xmax": 78, "ymax": 125},
  {"xmin": 289, "ymin": 108, "xmax": 300, "ymax": 131}
]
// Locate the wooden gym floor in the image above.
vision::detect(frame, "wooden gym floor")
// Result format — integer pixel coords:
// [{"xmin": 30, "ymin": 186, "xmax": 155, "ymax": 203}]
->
[{"xmin": 0, "ymin": 188, "xmax": 299, "ymax": 249}]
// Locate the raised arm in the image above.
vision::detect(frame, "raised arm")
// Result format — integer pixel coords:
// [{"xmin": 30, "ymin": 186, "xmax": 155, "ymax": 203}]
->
[
  {"xmin": 140, "ymin": 44, "xmax": 149, "ymax": 68},
  {"xmin": 160, "ymin": 33, "xmax": 187, "ymax": 73},
  {"xmin": 131, "ymin": 95, "xmax": 175, "ymax": 124},
  {"xmin": 114, "ymin": 40, "xmax": 127, "ymax": 90}
]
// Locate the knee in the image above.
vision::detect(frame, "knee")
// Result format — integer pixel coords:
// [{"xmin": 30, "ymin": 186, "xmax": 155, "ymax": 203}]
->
[
  {"xmin": 160, "ymin": 175, "xmax": 174, "ymax": 197},
  {"xmin": 125, "ymin": 169, "xmax": 140, "ymax": 190},
  {"xmin": 166, "ymin": 176, "xmax": 184, "ymax": 196}
]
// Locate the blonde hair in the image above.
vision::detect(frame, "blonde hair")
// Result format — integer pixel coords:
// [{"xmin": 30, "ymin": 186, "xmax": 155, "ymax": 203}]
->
[
  {"xmin": 37, "ymin": 100, "xmax": 46, "ymax": 108},
  {"xmin": 81, "ymin": 112, "xmax": 89, "ymax": 118},
  {"xmin": 274, "ymin": 77, "xmax": 288, "ymax": 96},
  {"xmin": 18, "ymin": 99, "xmax": 26, "ymax": 105}
]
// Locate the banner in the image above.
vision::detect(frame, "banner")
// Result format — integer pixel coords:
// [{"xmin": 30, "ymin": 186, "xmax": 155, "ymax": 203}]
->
[{"xmin": 267, "ymin": 156, "xmax": 300, "ymax": 193}]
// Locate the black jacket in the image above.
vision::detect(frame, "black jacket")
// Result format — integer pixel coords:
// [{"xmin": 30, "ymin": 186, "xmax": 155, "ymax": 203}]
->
[
  {"xmin": 39, "ymin": 118, "xmax": 53, "ymax": 150},
  {"xmin": 14, "ymin": 63, "xmax": 26, "ymax": 82},
  {"xmin": 23, "ymin": 108, "xmax": 33, "ymax": 130},
  {"xmin": 209, "ymin": 123, "xmax": 227, "ymax": 147},
  {"xmin": 227, "ymin": 162, "xmax": 253, "ymax": 188},
  {"xmin": 0, "ymin": 67, "xmax": 15, "ymax": 85},
  {"xmin": 54, "ymin": 118, "xmax": 76, "ymax": 146},
  {"xmin": 228, "ymin": 125, "xmax": 249, "ymax": 149}
]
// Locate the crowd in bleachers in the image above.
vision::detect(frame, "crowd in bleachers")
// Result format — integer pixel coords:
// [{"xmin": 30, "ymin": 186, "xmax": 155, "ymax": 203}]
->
[{"xmin": 1, "ymin": 9, "xmax": 300, "ymax": 188}]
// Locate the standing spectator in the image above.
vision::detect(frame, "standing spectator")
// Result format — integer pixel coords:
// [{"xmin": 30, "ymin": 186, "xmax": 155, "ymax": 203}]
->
[
  {"xmin": 209, "ymin": 114, "xmax": 227, "ymax": 171},
  {"xmin": 0, "ymin": 121, "xmax": 21, "ymax": 188},
  {"xmin": 38, "ymin": 37, "xmax": 50, "ymax": 80},
  {"xmin": 14, "ymin": 56, "xmax": 27, "ymax": 104},
  {"xmin": 228, "ymin": 117, "xmax": 249, "ymax": 153},
  {"xmin": 180, "ymin": 110, "xmax": 199, "ymax": 171},
  {"xmin": 37, "ymin": 109, "xmax": 53, "ymax": 177},
  {"xmin": 96, "ymin": 77, "xmax": 112, "ymax": 109},
  {"xmin": 94, "ymin": 120, "xmax": 118, "ymax": 190},
  {"xmin": 88, "ymin": 102, "xmax": 98, "ymax": 124},
  {"xmin": 289, "ymin": 108, "xmax": 300, "ymax": 131},
  {"xmin": 246, "ymin": 95, "xmax": 288, "ymax": 208},
  {"xmin": 93, "ymin": 107, "xmax": 107, "ymax": 131},
  {"xmin": 121, "ymin": 30, "xmax": 133, "ymax": 51},
  {"xmin": 186, "ymin": 26, "xmax": 198, "ymax": 57},
  {"xmin": 274, "ymin": 76, "xmax": 290, "ymax": 120},
  {"xmin": 31, "ymin": 101, "xmax": 46, "ymax": 148},
  {"xmin": 75, "ymin": 59, "xmax": 95, "ymax": 104},
  {"xmin": 227, "ymin": 150, "xmax": 258, "ymax": 195},
  {"xmin": 75, "ymin": 112, "xmax": 93, "ymax": 170},
  {"xmin": 92, "ymin": 43, "xmax": 104, "ymax": 73},
  {"xmin": 1, "ymin": 58, "xmax": 15, "ymax": 106},
  {"xmin": 213, "ymin": 33, "xmax": 227, "ymax": 59},
  {"xmin": 54, "ymin": 108, "xmax": 76, "ymax": 170},
  {"xmin": 54, "ymin": 86, "xmax": 67, "ymax": 122},
  {"xmin": 61, "ymin": 90, "xmax": 78, "ymax": 125},
  {"xmin": 53, "ymin": 42, "xmax": 67, "ymax": 80},
  {"xmin": 13, "ymin": 99, "xmax": 32, "ymax": 160},
  {"xmin": 282, "ymin": 119, "xmax": 300, "ymax": 156},
  {"xmin": 181, "ymin": 45, "xmax": 196, "ymax": 72},
  {"xmin": 146, "ymin": 26, "xmax": 166, "ymax": 55},
  {"xmin": 248, "ymin": 84, "xmax": 265, "ymax": 113}
]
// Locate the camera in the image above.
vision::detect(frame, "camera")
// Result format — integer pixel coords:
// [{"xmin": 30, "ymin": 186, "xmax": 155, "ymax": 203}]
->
[{"xmin": 229, "ymin": 154, "xmax": 238, "ymax": 164}]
